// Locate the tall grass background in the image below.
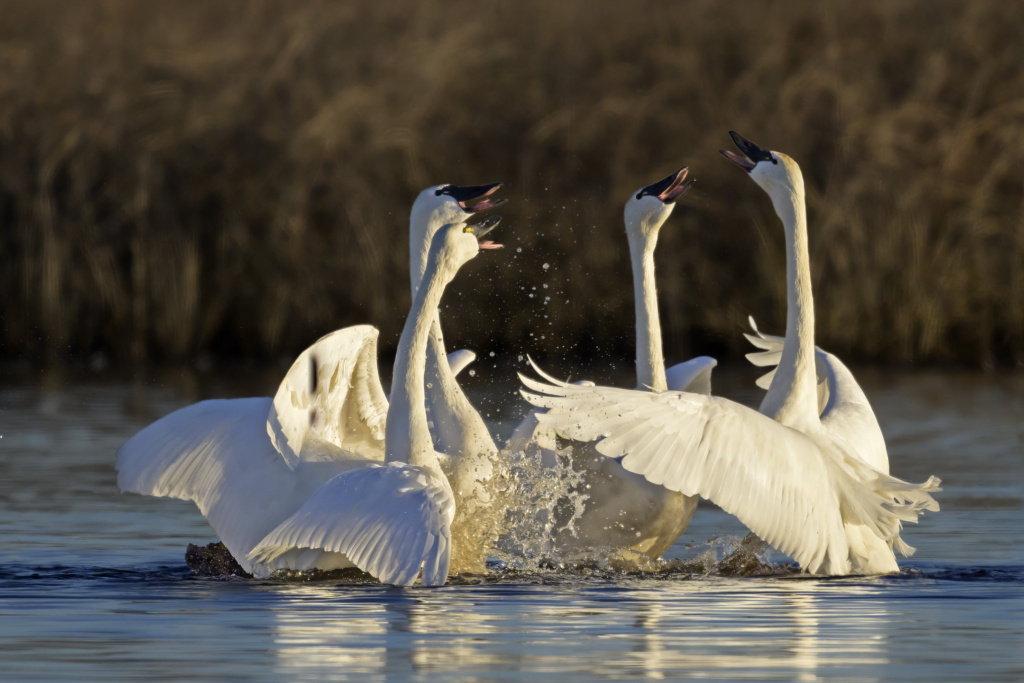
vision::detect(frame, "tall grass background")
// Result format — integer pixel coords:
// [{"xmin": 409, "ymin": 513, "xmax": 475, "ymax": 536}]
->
[{"xmin": 0, "ymin": 0, "xmax": 1021, "ymax": 370}]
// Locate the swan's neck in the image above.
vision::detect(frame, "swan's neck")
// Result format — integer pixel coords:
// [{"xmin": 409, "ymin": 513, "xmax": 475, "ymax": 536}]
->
[
  {"xmin": 628, "ymin": 231, "xmax": 667, "ymax": 391},
  {"xmin": 386, "ymin": 259, "xmax": 450, "ymax": 469},
  {"xmin": 425, "ymin": 315, "xmax": 497, "ymax": 457},
  {"xmin": 761, "ymin": 185, "xmax": 819, "ymax": 428}
]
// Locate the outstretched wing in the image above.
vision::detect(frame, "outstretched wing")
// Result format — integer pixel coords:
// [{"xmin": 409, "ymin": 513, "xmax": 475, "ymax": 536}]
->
[
  {"xmin": 520, "ymin": 362, "xmax": 940, "ymax": 575},
  {"xmin": 268, "ymin": 325, "xmax": 389, "ymax": 468},
  {"xmin": 744, "ymin": 317, "xmax": 889, "ymax": 473},
  {"xmin": 665, "ymin": 356, "xmax": 718, "ymax": 395},
  {"xmin": 116, "ymin": 398, "xmax": 363, "ymax": 574},
  {"xmin": 249, "ymin": 463, "xmax": 455, "ymax": 586}
]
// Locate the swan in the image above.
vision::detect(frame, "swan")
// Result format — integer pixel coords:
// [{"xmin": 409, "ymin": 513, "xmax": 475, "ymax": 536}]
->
[
  {"xmin": 117, "ymin": 217, "xmax": 504, "ymax": 585},
  {"xmin": 506, "ymin": 167, "xmax": 716, "ymax": 565},
  {"xmin": 520, "ymin": 133, "xmax": 941, "ymax": 575},
  {"xmin": 408, "ymin": 184, "xmax": 507, "ymax": 572}
]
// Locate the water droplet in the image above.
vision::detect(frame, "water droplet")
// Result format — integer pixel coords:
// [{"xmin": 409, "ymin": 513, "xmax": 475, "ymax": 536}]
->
[
  {"xmin": 518, "ymin": 355, "xmax": 524, "ymax": 362},
  {"xmin": 468, "ymin": 369, "xmax": 476, "ymax": 377},
  {"xmin": 516, "ymin": 247, "xmax": 522, "ymax": 253},
  {"xmin": 542, "ymin": 262, "xmax": 550, "ymax": 270},
  {"xmin": 489, "ymin": 351, "xmax": 495, "ymax": 357}
]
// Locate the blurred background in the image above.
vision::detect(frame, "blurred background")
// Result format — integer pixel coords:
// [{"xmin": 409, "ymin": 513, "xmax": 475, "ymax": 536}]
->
[{"xmin": 0, "ymin": 0, "xmax": 1021, "ymax": 372}]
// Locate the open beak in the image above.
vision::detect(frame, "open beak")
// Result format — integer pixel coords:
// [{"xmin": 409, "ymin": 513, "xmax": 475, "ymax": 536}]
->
[
  {"xmin": 443, "ymin": 183, "xmax": 508, "ymax": 213},
  {"xmin": 472, "ymin": 215, "xmax": 503, "ymax": 250},
  {"xmin": 639, "ymin": 166, "xmax": 694, "ymax": 204},
  {"xmin": 719, "ymin": 131, "xmax": 772, "ymax": 172}
]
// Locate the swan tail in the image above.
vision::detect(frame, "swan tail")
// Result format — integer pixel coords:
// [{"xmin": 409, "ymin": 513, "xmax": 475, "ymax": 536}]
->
[{"xmin": 835, "ymin": 453, "xmax": 941, "ymax": 553}]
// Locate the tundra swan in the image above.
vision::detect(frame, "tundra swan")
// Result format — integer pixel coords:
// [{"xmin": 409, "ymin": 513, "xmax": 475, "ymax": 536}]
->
[
  {"xmin": 117, "ymin": 217, "xmax": 504, "ymax": 585},
  {"xmin": 507, "ymin": 167, "xmax": 715, "ymax": 565},
  {"xmin": 520, "ymin": 134, "xmax": 940, "ymax": 575},
  {"xmin": 408, "ymin": 184, "xmax": 508, "ymax": 571}
]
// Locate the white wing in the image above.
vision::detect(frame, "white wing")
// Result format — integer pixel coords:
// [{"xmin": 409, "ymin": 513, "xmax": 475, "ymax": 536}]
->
[
  {"xmin": 268, "ymin": 325, "xmax": 389, "ymax": 468},
  {"xmin": 249, "ymin": 463, "xmax": 455, "ymax": 587},
  {"xmin": 745, "ymin": 317, "xmax": 889, "ymax": 473},
  {"xmin": 116, "ymin": 398, "xmax": 368, "ymax": 574},
  {"xmin": 520, "ymin": 362, "xmax": 940, "ymax": 575},
  {"xmin": 665, "ymin": 356, "xmax": 718, "ymax": 395},
  {"xmin": 446, "ymin": 349, "xmax": 476, "ymax": 377}
]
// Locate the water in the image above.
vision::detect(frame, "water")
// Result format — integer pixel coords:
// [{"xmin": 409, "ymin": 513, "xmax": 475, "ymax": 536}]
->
[{"xmin": 1, "ymin": 367, "xmax": 1022, "ymax": 681}]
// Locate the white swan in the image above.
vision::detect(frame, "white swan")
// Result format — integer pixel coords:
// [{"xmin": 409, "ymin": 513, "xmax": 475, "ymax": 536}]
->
[
  {"xmin": 117, "ymin": 217, "xmax": 504, "ymax": 585},
  {"xmin": 507, "ymin": 167, "xmax": 715, "ymax": 565},
  {"xmin": 520, "ymin": 134, "xmax": 941, "ymax": 575},
  {"xmin": 409, "ymin": 183, "xmax": 507, "ymax": 572}
]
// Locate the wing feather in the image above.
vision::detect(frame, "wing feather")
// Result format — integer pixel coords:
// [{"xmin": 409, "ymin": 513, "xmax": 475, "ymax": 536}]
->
[
  {"xmin": 116, "ymin": 398, "xmax": 362, "ymax": 574},
  {"xmin": 249, "ymin": 463, "xmax": 455, "ymax": 587},
  {"xmin": 268, "ymin": 325, "xmax": 389, "ymax": 468},
  {"xmin": 522, "ymin": 361, "xmax": 940, "ymax": 575}
]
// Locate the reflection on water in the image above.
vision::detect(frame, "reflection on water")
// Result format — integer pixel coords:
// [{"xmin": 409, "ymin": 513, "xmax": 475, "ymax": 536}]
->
[{"xmin": 0, "ymin": 367, "xmax": 1022, "ymax": 681}]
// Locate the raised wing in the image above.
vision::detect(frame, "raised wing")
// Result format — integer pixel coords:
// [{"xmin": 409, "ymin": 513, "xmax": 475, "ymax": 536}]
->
[
  {"xmin": 249, "ymin": 463, "xmax": 455, "ymax": 586},
  {"xmin": 745, "ymin": 316, "xmax": 829, "ymax": 410},
  {"xmin": 745, "ymin": 317, "xmax": 889, "ymax": 473},
  {"xmin": 116, "ymin": 398, "xmax": 364, "ymax": 575},
  {"xmin": 520, "ymin": 362, "xmax": 939, "ymax": 575},
  {"xmin": 268, "ymin": 325, "xmax": 389, "ymax": 468},
  {"xmin": 665, "ymin": 356, "xmax": 718, "ymax": 395}
]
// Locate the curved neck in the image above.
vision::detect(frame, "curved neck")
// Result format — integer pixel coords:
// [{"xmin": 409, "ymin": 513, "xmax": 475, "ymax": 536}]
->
[
  {"xmin": 410, "ymin": 222, "xmax": 433, "ymax": 297},
  {"xmin": 387, "ymin": 257, "xmax": 451, "ymax": 468},
  {"xmin": 426, "ymin": 315, "xmax": 495, "ymax": 447},
  {"xmin": 628, "ymin": 230, "xmax": 667, "ymax": 391},
  {"xmin": 761, "ymin": 186, "xmax": 819, "ymax": 428}
]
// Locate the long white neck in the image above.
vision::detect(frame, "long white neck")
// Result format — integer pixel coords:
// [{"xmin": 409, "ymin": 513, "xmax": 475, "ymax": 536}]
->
[
  {"xmin": 386, "ymin": 256, "xmax": 451, "ymax": 469},
  {"xmin": 628, "ymin": 229, "xmax": 667, "ymax": 391},
  {"xmin": 411, "ymin": 218, "xmax": 496, "ymax": 462},
  {"xmin": 759, "ymin": 183, "xmax": 819, "ymax": 429}
]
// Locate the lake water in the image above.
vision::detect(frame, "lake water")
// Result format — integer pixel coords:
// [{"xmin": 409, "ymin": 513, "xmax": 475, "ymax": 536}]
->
[{"xmin": 1, "ymin": 365, "xmax": 1022, "ymax": 681}]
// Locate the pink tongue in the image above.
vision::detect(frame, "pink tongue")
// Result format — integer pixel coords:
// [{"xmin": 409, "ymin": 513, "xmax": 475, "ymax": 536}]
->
[
  {"xmin": 463, "ymin": 198, "xmax": 500, "ymax": 212},
  {"xmin": 479, "ymin": 241, "xmax": 503, "ymax": 250}
]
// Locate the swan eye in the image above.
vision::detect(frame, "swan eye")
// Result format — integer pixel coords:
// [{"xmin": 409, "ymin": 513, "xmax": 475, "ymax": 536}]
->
[
  {"xmin": 635, "ymin": 192, "xmax": 643, "ymax": 200},
  {"xmin": 463, "ymin": 226, "xmax": 474, "ymax": 234},
  {"xmin": 771, "ymin": 157, "xmax": 778, "ymax": 165}
]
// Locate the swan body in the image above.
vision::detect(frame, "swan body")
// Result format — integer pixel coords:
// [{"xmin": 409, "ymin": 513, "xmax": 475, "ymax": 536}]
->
[
  {"xmin": 118, "ymin": 218, "xmax": 504, "ymax": 586},
  {"xmin": 744, "ymin": 316, "xmax": 889, "ymax": 474},
  {"xmin": 521, "ymin": 136, "xmax": 940, "ymax": 575},
  {"xmin": 508, "ymin": 168, "xmax": 712, "ymax": 564}
]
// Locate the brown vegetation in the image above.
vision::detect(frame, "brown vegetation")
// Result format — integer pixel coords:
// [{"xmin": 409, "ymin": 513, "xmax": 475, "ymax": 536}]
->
[{"xmin": 0, "ymin": 0, "xmax": 1021, "ymax": 367}]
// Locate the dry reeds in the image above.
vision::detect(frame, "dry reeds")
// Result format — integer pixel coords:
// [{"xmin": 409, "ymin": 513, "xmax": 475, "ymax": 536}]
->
[{"xmin": 0, "ymin": 0, "xmax": 1021, "ymax": 367}]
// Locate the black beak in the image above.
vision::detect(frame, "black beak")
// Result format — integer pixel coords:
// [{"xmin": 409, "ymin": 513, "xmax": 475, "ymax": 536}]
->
[
  {"xmin": 473, "ymin": 215, "xmax": 501, "ymax": 239},
  {"xmin": 636, "ymin": 166, "xmax": 693, "ymax": 204},
  {"xmin": 719, "ymin": 131, "xmax": 773, "ymax": 172},
  {"xmin": 437, "ymin": 183, "xmax": 508, "ymax": 212},
  {"xmin": 473, "ymin": 215, "xmax": 503, "ymax": 250}
]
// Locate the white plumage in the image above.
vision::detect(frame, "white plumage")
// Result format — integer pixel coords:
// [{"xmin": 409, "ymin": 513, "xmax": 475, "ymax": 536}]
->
[
  {"xmin": 519, "ymin": 134, "xmax": 941, "ymax": 575},
  {"xmin": 118, "ymin": 217, "xmax": 503, "ymax": 585}
]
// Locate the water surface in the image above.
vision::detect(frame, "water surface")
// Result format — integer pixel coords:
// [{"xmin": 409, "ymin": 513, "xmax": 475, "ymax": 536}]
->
[{"xmin": 1, "ymin": 367, "xmax": 1021, "ymax": 681}]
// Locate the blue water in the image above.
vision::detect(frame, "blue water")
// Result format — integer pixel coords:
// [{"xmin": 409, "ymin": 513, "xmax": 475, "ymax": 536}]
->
[{"xmin": 1, "ymin": 367, "xmax": 1022, "ymax": 681}]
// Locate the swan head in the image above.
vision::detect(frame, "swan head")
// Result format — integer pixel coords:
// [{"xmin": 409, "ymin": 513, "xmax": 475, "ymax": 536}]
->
[
  {"xmin": 429, "ymin": 215, "xmax": 503, "ymax": 283},
  {"xmin": 623, "ymin": 167, "xmax": 692, "ymax": 243},
  {"xmin": 410, "ymin": 183, "xmax": 506, "ymax": 290},
  {"xmin": 720, "ymin": 131, "xmax": 804, "ymax": 206}
]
